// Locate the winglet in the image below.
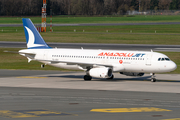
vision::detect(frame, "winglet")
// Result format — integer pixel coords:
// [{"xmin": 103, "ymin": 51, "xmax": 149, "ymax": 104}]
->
[{"xmin": 22, "ymin": 18, "xmax": 51, "ymax": 49}]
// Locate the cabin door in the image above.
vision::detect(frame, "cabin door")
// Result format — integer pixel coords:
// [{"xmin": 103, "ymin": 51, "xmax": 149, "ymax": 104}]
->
[
  {"xmin": 43, "ymin": 51, "xmax": 49, "ymax": 60},
  {"xmin": 146, "ymin": 54, "xmax": 152, "ymax": 66}
]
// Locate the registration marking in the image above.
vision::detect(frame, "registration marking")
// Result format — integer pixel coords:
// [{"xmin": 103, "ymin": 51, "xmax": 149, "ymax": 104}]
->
[
  {"xmin": 0, "ymin": 109, "xmax": 77, "ymax": 118},
  {"xmin": 90, "ymin": 107, "xmax": 171, "ymax": 113}
]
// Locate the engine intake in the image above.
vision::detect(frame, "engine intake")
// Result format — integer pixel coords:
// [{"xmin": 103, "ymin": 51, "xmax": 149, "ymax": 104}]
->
[
  {"xmin": 120, "ymin": 72, "xmax": 144, "ymax": 76},
  {"xmin": 89, "ymin": 67, "xmax": 112, "ymax": 78}
]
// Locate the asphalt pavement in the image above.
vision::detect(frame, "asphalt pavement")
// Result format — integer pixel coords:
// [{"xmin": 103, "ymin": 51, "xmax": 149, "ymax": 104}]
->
[
  {"xmin": 1, "ymin": 41, "xmax": 180, "ymax": 52},
  {"xmin": 0, "ymin": 70, "xmax": 180, "ymax": 120},
  {"xmin": 0, "ymin": 86, "xmax": 180, "ymax": 120}
]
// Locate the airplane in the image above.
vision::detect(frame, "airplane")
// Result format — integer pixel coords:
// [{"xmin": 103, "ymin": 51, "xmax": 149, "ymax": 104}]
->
[{"xmin": 19, "ymin": 18, "xmax": 177, "ymax": 82}]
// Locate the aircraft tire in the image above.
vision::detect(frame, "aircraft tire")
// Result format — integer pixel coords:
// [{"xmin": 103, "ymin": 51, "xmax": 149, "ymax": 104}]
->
[
  {"xmin": 41, "ymin": 64, "xmax": 45, "ymax": 68},
  {"xmin": 107, "ymin": 74, "xmax": 114, "ymax": 79},
  {"xmin": 151, "ymin": 78, "xmax": 156, "ymax": 82},
  {"xmin": 84, "ymin": 75, "xmax": 92, "ymax": 81}
]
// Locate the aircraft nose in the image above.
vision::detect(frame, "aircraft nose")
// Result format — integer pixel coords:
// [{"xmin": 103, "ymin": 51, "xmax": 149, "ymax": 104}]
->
[{"xmin": 169, "ymin": 61, "xmax": 177, "ymax": 71}]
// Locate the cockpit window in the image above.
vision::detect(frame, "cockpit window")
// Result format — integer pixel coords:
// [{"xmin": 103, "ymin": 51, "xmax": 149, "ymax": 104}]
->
[
  {"xmin": 158, "ymin": 57, "xmax": 171, "ymax": 61},
  {"xmin": 165, "ymin": 58, "xmax": 170, "ymax": 61}
]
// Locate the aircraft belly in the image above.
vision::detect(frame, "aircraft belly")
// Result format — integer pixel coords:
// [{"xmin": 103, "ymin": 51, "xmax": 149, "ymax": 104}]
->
[
  {"xmin": 49, "ymin": 63, "xmax": 80, "ymax": 70},
  {"xmin": 123, "ymin": 62, "xmax": 142, "ymax": 71}
]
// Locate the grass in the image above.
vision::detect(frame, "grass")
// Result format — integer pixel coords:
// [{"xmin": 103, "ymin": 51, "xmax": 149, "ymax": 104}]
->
[
  {"xmin": 0, "ymin": 48, "xmax": 68, "ymax": 71},
  {"xmin": 43, "ymin": 33, "xmax": 180, "ymax": 44},
  {"xmin": 0, "ymin": 48, "xmax": 179, "ymax": 73},
  {"xmin": 1, "ymin": 24, "xmax": 180, "ymax": 45},
  {"xmin": 52, "ymin": 24, "xmax": 180, "ymax": 33},
  {"xmin": 1, "ymin": 15, "xmax": 180, "ymax": 24},
  {"xmin": 162, "ymin": 52, "xmax": 180, "ymax": 74}
]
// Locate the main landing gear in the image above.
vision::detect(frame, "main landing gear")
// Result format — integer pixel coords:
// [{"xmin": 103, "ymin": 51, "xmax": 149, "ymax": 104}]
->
[
  {"xmin": 107, "ymin": 74, "xmax": 114, "ymax": 79},
  {"xmin": 41, "ymin": 64, "xmax": 45, "ymax": 68},
  {"xmin": 84, "ymin": 75, "xmax": 92, "ymax": 81},
  {"xmin": 150, "ymin": 73, "xmax": 156, "ymax": 82}
]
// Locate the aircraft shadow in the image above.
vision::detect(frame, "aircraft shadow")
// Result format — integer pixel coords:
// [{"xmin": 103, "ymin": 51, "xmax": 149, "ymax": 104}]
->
[
  {"xmin": 47, "ymin": 75, "xmax": 180, "ymax": 82},
  {"xmin": 47, "ymin": 75, "xmax": 152, "ymax": 82}
]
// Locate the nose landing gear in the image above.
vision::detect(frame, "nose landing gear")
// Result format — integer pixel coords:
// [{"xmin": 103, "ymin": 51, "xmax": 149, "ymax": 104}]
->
[{"xmin": 150, "ymin": 73, "xmax": 156, "ymax": 82}]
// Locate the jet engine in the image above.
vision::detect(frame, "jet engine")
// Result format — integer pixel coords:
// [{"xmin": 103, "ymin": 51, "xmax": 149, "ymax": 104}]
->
[
  {"xmin": 89, "ymin": 67, "xmax": 113, "ymax": 78},
  {"xmin": 120, "ymin": 72, "xmax": 144, "ymax": 76}
]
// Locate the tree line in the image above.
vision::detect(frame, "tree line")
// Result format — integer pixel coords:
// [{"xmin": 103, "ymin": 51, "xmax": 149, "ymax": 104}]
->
[{"xmin": 0, "ymin": 0, "xmax": 180, "ymax": 16}]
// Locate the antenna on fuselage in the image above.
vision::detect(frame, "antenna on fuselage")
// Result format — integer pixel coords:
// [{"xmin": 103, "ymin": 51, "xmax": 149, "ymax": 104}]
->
[{"xmin": 151, "ymin": 49, "xmax": 153, "ymax": 52}]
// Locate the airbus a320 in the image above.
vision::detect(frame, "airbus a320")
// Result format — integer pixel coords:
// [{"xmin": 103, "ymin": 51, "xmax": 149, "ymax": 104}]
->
[{"xmin": 19, "ymin": 18, "xmax": 177, "ymax": 82}]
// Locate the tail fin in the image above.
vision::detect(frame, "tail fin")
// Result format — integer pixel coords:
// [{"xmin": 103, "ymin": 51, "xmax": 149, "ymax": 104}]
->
[{"xmin": 22, "ymin": 18, "xmax": 50, "ymax": 49}]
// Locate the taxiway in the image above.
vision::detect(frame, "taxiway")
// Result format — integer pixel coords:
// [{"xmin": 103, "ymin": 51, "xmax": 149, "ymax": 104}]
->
[
  {"xmin": 1, "ymin": 41, "xmax": 180, "ymax": 52},
  {"xmin": 0, "ymin": 69, "xmax": 180, "ymax": 120}
]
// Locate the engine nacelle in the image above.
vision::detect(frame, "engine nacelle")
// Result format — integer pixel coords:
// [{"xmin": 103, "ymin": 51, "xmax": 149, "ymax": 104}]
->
[
  {"xmin": 120, "ymin": 72, "xmax": 144, "ymax": 76},
  {"xmin": 89, "ymin": 67, "xmax": 112, "ymax": 78}
]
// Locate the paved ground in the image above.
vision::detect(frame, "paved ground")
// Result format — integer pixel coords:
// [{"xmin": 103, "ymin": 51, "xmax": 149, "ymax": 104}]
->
[
  {"xmin": 1, "ymin": 41, "xmax": 180, "ymax": 52},
  {"xmin": 0, "ymin": 70, "xmax": 180, "ymax": 93},
  {"xmin": 0, "ymin": 87, "xmax": 180, "ymax": 120},
  {"xmin": 0, "ymin": 70, "xmax": 180, "ymax": 120}
]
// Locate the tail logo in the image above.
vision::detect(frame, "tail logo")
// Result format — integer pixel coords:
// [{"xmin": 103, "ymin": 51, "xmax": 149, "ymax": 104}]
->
[{"xmin": 25, "ymin": 26, "xmax": 45, "ymax": 48}]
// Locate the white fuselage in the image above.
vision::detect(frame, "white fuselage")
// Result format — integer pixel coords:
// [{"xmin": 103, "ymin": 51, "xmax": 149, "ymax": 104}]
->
[{"xmin": 19, "ymin": 48, "xmax": 177, "ymax": 73}]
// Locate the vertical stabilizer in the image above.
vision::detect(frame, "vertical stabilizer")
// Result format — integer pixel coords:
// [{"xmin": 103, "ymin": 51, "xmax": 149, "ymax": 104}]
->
[{"xmin": 22, "ymin": 18, "xmax": 50, "ymax": 49}]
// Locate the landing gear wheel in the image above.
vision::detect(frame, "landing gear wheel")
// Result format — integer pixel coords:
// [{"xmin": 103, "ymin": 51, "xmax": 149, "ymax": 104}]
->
[
  {"xmin": 151, "ymin": 78, "xmax": 156, "ymax": 82},
  {"xmin": 150, "ymin": 73, "xmax": 156, "ymax": 82},
  {"xmin": 107, "ymin": 74, "xmax": 114, "ymax": 79},
  {"xmin": 84, "ymin": 75, "xmax": 92, "ymax": 81}
]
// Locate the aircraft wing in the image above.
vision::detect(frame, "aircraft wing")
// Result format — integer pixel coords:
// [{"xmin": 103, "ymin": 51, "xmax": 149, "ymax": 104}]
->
[
  {"xmin": 6, "ymin": 50, "xmax": 113, "ymax": 70},
  {"xmin": 36, "ymin": 59, "xmax": 113, "ymax": 70}
]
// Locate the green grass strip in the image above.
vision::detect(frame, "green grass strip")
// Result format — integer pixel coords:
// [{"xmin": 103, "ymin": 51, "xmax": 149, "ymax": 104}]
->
[
  {"xmin": 1, "ymin": 25, "xmax": 180, "ymax": 45},
  {"xmin": 1, "ymin": 15, "xmax": 180, "ymax": 24}
]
